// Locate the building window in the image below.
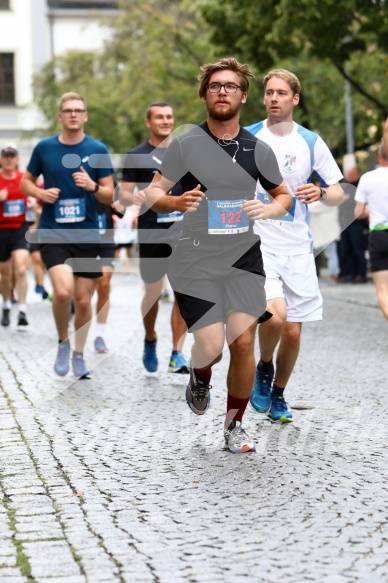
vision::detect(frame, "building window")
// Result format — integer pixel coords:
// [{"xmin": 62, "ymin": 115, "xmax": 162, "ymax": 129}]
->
[
  {"xmin": 0, "ymin": 0, "xmax": 10, "ymax": 9},
  {"xmin": 0, "ymin": 54, "xmax": 15, "ymax": 104}
]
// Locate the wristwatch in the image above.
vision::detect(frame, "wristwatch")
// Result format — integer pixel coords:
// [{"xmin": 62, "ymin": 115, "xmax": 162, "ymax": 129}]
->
[
  {"xmin": 92, "ymin": 182, "xmax": 99, "ymax": 193},
  {"xmin": 319, "ymin": 188, "xmax": 327, "ymax": 201}
]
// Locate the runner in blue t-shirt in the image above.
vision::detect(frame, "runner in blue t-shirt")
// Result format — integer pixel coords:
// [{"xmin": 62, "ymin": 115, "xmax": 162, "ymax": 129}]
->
[{"xmin": 21, "ymin": 92, "xmax": 114, "ymax": 379}]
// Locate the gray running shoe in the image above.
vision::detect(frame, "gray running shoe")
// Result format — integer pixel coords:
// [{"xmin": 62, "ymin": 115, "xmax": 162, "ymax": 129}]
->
[
  {"xmin": 224, "ymin": 421, "xmax": 256, "ymax": 453},
  {"xmin": 186, "ymin": 366, "xmax": 211, "ymax": 415},
  {"xmin": 1, "ymin": 308, "xmax": 10, "ymax": 327}
]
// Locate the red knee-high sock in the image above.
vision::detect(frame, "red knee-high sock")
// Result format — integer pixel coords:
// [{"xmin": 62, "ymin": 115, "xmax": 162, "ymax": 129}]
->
[
  {"xmin": 225, "ymin": 394, "xmax": 250, "ymax": 428},
  {"xmin": 194, "ymin": 367, "xmax": 212, "ymax": 380}
]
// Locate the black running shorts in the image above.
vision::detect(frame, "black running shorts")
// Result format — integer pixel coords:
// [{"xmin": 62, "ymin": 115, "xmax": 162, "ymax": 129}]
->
[
  {"xmin": 0, "ymin": 224, "xmax": 29, "ymax": 262},
  {"xmin": 168, "ymin": 235, "xmax": 267, "ymax": 331},
  {"xmin": 97, "ymin": 243, "xmax": 116, "ymax": 268},
  {"xmin": 138, "ymin": 242, "xmax": 173, "ymax": 284},
  {"xmin": 40, "ymin": 243, "xmax": 102, "ymax": 278},
  {"xmin": 369, "ymin": 230, "xmax": 388, "ymax": 272}
]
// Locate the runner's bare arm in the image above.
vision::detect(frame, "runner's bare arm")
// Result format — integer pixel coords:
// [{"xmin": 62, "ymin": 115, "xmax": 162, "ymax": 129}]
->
[
  {"xmin": 118, "ymin": 181, "xmax": 145, "ymax": 207},
  {"xmin": 72, "ymin": 167, "xmax": 114, "ymax": 205},
  {"xmin": 146, "ymin": 172, "xmax": 204, "ymax": 214},
  {"xmin": 20, "ymin": 171, "xmax": 60, "ymax": 204},
  {"xmin": 295, "ymin": 182, "xmax": 344, "ymax": 206},
  {"xmin": 242, "ymin": 181, "xmax": 292, "ymax": 221},
  {"xmin": 354, "ymin": 201, "xmax": 369, "ymax": 220}
]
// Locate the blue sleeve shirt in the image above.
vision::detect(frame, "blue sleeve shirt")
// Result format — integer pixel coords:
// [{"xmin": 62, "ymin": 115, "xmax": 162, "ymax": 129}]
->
[{"xmin": 27, "ymin": 135, "xmax": 114, "ymax": 238}]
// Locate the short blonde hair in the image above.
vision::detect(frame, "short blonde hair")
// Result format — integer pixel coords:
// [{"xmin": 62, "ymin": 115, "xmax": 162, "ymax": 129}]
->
[
  {"xmin": 197, "ymin": 57, "xmax": 255, "ymax": 99},
  {"xmin": 59, "ymin": 92, "xmax": 87, "ymax": 111},
  {"xmin": 263, "ymin": 69, "xmax": 301, "ymax": 95}
]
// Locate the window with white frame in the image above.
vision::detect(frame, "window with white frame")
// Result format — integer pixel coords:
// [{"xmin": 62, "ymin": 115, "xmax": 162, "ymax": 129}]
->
[{"xmin": 0, "ymin": 54, "xmax": 15, "ymax": 104}]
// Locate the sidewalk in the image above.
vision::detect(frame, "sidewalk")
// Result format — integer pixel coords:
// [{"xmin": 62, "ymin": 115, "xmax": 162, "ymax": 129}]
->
[{"xmin": 0, "ymin": 269, "xmax": 387, "ymax": 582}]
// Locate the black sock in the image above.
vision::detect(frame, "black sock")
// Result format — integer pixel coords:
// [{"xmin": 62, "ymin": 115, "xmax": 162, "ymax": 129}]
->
[
  {"xmin": 272, "ymin": 384, "xmax": 285, "ymax": 397},
  {"xmin": 59, "ymin": 338, "xmax": 70, "ymax": 346},
  {"xmin": 258, "ymin": 358, "xmax": 274, "ymax": 374},
  {"xmin": 172, "ymin": 350, "xmax": 178, "ymax": 356}
]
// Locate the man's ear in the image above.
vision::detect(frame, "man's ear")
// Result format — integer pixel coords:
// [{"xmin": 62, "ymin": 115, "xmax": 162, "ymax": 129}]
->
[{"xmin": 293, "ymin": 93, "xmax": 300, "ymax": 106}]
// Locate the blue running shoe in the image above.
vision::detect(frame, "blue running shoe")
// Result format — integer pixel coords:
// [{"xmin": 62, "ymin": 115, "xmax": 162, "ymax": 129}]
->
[
  {"xmin": 72, "ymin": 353, "xmax": 91, "ymax": 379},
  {"xmin": 269, "ymin": 394, "xmax": 293, "ymax": 423},
  {"xmin": 94, "ymin": 336, "xmax": 108, "ymax": 354},
  {"xmin": 35, "ymin": 284, "xmax": 49, "ymax": 298},
  {"xmin": 143, "ymin": 338, "xmax": 158, "ymax": 372},
  {"xmin": 250, "ymin": 367, "xmax": 274, "ymax": 413},
  {"xmin": 168, "ymin": 351, "xmax": 189, "ymax": 374},
  {"xmin": 54, "ymin": 342, "xmax": 70, "ymax": 376}
]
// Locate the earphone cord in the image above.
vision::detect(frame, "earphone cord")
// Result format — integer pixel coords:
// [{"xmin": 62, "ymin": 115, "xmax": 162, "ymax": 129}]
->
[{"xmin": 217, "ymin": 134, "xmax": 239, "ymax": 163}]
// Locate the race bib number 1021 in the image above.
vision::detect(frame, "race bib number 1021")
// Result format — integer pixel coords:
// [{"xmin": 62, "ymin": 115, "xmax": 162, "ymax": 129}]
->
[{"xmin": 55, "ymin": 198, "xmax": 86, "ymax": 223}]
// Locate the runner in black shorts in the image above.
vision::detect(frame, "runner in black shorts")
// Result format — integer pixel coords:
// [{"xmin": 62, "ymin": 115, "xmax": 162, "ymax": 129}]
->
[
  {"xmin": 93, "ymin": 201, "xmax": 123, "ymax": 353},
  {"xmin": 355, "ymin": 141, "xmax": 388, "ymax": 320},
  {"xmin": 113, "ymin": 205, "xmax": 137, "ymax": 274},
  {"xmin": 0, "ymin": 144, "xmax": 30, "ymax": 328},
  {"xmin": 120, "ymin": 102, "xmax": 189, "ymax": 375},
  {"xmin": 146, "ymin": 58, "xmax": 293, "ymax": 453},
  {"xmin": 21, "ymin": 91, "xmax": 114, "ymax": 379},
  {"xmin": 25, "ymin": 196, "xmax": 49, "ymax": 299}
]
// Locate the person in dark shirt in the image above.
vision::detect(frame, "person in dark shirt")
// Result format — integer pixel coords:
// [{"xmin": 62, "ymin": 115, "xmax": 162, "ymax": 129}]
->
[
  {"xmin": 338, "ymin": 163, "xmax": 368, "ymax": 283},
  {"xmin": 120, "ymin": 102, "xmax": 189, "ymax": 375},
  {"xmin": 146, "ymin": 58, "xmax": 292, "ymax": 453}
]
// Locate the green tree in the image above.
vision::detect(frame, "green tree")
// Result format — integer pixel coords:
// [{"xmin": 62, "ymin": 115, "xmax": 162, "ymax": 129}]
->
[
  {"xmin": 201, "ymin": 0, "xmax": 388, "ymax": 153},
  {"xmin": 33, "ymin": 0, "xmax": 216, "ymax": 154}
]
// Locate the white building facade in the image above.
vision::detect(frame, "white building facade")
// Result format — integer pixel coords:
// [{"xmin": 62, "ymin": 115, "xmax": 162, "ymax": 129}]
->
[{"xmin": 0, "ymin": 0, "xmax": 119, "ymax": 161}]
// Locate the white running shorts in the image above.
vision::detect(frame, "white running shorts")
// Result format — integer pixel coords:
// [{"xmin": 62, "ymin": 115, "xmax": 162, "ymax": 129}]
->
[{"xmin": 263, "ymin": 250, "xmax": 323, "ymax": 322}]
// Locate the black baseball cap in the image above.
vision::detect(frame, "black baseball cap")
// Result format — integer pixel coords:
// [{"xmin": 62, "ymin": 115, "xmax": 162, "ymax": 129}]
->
[{"xmin": 1, "ymin": 144, "xmax": 18, "ymax": 156}]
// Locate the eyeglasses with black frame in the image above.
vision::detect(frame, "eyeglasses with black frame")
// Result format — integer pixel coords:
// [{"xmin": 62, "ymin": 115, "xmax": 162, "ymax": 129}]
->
[
  {"xmin": 61, "ymin": 109, "xmax": 86, "ymax": 115},
  {"xmin": 207, "ymin": 82, "xmax": 242, "ymax": 94}
]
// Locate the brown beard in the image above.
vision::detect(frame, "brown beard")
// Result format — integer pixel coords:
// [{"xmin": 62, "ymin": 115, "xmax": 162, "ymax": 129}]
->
[{"xmin": 207, "ymin": 100, "xmax": 241, "ymax": 121}]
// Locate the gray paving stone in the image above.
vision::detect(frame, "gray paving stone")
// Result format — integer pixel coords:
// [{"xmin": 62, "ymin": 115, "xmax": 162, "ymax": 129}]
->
[
  {"xmin": 1, "ymin": 273, "xmax": 387, "ymax": 581},
  {"xmin": 37, "ymin": 578, "xmax": 86, "ymax": 583},
  {"xmin": 0, "ymin": 568, "xmax": 24, "ymax": 577},
  {"xmin": 0, "ymin": 555, "xmax": 17, "ymax": 567}
]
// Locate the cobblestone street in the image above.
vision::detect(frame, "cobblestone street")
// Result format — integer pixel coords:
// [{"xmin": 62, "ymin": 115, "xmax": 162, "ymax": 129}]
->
[{"xmin": 1, "ymin": 266, "xmax": 387, "ymax": 582}]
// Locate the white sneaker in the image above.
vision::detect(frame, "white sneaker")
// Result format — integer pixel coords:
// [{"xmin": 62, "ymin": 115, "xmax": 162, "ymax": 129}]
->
[{"xmin": 224, "ymin": 421, "xmax": 256, "ymax": 453}]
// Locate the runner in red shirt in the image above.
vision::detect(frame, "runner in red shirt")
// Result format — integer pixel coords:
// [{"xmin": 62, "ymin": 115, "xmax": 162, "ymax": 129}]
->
[{"xmin": 0, "ymin": 144, "xmax": 30, "ymax": 328}]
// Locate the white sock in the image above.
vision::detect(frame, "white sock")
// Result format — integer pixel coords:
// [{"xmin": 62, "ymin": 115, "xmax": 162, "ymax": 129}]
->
[
  {"xmin": 95, "ymin": 323, "xmax": 106, "ymax": 337},
  {"xmin": 18, "ymin": 304, "xmax": 27, "ymax": 313},
  {"xmin": 3, "ymin": 301, "xmax": 12, "ymax": 310}
]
